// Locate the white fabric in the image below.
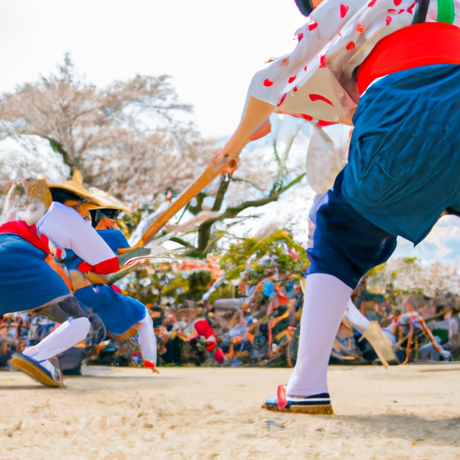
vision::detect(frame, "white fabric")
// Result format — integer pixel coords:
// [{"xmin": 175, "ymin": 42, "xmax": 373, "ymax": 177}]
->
[
  {"xmin": 37, "ymin": 359, "xmax": 57, "ymax": 376},
  {"xmin": 344, "ymin": 299, "xmax": 370, "ymax": 333},
  {"xmin": 248, "ymin": 0, "xmax": 460, "ymax": 124},
  {"xmin": 37, "ymin": 202, "xmax": 116, "ymax": 265},
  {"xmin": 137, "ymin": 308, "xmax": 157, "ymax": 364},
  {"xmin": 286, "ymin": 273, "xmax": 352, "ymax": 397},
  {"xmin": 23, "ymin": 317, "xmax": 90, "ymax": 362}
]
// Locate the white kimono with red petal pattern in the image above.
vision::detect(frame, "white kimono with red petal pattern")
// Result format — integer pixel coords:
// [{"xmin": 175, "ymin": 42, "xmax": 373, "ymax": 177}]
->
[{"xmin": 248, "ymin": 0, "xmax": 460, "ymax": 125}]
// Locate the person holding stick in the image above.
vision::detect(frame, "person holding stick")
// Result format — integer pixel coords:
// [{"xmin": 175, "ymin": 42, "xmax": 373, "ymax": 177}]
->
[{"xmin": 212, "ymin": 0, "xmax": 460, "ymax": 413}]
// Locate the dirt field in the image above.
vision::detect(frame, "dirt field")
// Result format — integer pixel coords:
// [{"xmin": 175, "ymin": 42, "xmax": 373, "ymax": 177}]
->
[{"xmin": 0, "ymin": 364, "xmax": 459, "ymax": 459}]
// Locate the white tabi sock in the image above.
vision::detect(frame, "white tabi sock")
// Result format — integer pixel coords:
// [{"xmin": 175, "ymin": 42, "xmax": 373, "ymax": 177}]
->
[
  {"xmin": 138, "ymin": 308, "xmax": 157, "ymax": 364},
  {"xmin": 286, "ymin": 273, "xmax": 352, "ymax": 397},
  {"xmin": 37, "ymin": 360, "xmax": 56, "ymax": 375},
  {"xmin": 23, "ymin": 317, "xmax": 90, "ymax": 362},
  {"xmin": 344, "ymin": 300, "xmax": 370, "ymax": 334}
]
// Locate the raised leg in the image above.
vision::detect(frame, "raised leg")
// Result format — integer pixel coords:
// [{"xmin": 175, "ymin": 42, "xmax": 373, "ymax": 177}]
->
[{"xmin": 137, "ymin": 308, "xmax": 158, "ymax": 372}]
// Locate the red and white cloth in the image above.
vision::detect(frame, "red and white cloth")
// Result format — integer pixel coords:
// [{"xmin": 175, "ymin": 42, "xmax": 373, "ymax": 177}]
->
[
  {"xmin": 37, "ymin": 202, "xmax": 119, "ymax": 274},
  {"xmin": 248, "ymin": 0, "xmax": 460, "ymax": 125}
]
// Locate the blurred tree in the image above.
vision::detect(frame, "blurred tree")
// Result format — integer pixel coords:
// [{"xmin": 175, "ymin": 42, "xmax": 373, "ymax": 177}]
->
[
  {"xmin": 160, "ymin": 117, "xmax": 308, "ymax": 257},
  {"xmin": 220, "ymin": 229, "xmax": 307, "ymax": 284},
  {"xmin": 366, "ymin": 257, "xmax": 460, "ymax": 298},
  {"xmin": 0, "ymin": 54, "xmax": 214, "ymax": 206}
]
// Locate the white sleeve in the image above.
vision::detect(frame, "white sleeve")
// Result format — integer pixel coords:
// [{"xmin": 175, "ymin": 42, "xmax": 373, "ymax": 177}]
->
[
  {"xmin": 248, "ymin": 0, "xmax": 367, "ymax": 107},
  {"xmin": 37, "ymin": 202, "xmax": 116, "ymax": 265}
]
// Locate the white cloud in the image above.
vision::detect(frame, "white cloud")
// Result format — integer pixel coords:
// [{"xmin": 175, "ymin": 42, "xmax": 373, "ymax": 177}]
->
[{"xmin": 395, "ymin": 216, "xmax": 460, "ymax": 264}]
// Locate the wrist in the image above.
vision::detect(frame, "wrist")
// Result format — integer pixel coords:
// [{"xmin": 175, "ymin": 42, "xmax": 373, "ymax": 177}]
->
[{"xmin": 223, "ymin": 139, "xmax": 245, "ymax": 159}]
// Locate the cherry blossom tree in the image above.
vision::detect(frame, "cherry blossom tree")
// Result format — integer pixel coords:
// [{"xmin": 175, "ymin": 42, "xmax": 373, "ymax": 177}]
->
[
  {"xmin": 367, "ymin": 257, "xmax": 460, "ymax": 297},
  {"xmin": 0, "ymin": 54, "xmax": 214, "ymax": 206}
]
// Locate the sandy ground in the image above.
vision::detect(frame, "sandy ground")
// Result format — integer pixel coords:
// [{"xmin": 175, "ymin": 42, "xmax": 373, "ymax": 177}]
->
[{"xmin": 0, "ymin": 364, "xmax": 459, "ymax": 460}]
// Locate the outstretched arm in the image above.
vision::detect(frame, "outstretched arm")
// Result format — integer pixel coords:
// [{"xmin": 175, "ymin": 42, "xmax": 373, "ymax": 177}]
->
[
  {"xmin": 213, "ymin": 96, "xmax": 276, "ymax": 168},
  {"xmin": 37, "ymin": 202, "xmax": 119, "ymax": 274},
  {"xmin": 213, "ymin": 0, "xmax": 368, "ymax": 170}
]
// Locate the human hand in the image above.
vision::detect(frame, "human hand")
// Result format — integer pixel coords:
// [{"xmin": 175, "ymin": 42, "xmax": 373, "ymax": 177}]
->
[{"xmin": 211, "ymin": 148, "xmax": 239, "ymax": 175}]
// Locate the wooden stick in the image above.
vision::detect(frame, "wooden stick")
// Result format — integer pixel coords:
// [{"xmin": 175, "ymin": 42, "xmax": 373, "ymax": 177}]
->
[
  {"xmin": 120, "ymin": 156, "xmax": 236, "ymax": 252},
  {"xmin": 402, "ymin": 316, "xmax": 415, "ymax": 365},
  {"xmin": 419, "ymin": 317, "xmax": 442, "ymax": 354}
]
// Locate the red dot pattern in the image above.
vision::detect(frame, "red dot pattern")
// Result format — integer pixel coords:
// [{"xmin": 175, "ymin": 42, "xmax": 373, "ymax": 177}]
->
[
  {"xmin": 340, "ymin": 4, "xmax": 350, "ymax": 18},
  {"xmin": 346, "ymin": 41, "xmax": 356, "ymax": 50}
]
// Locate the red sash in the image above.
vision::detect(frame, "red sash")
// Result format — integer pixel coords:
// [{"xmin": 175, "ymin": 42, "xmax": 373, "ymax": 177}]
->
[
  {"xmin": 358, "ymin": 22, "xmax": 460, "ymax": 95},
  {"xmin": 0, "ymin": 221, "xmax": 50, "ymax": 254}
]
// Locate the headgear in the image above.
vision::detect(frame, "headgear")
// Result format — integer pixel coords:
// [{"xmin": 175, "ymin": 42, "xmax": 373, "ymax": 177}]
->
[{"xmin": 294, "ymin": 0, "xmax": 314, "ymax": 16}]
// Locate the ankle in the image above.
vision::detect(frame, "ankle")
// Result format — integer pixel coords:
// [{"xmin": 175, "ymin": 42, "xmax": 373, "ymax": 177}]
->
[{"xmin": 22, "ymin": 346, "xmax": 38, "ymax": 358}]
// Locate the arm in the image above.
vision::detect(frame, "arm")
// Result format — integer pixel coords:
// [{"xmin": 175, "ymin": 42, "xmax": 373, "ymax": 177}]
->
[
  {"xmin": 215, "ymin": 0, "xmax": 367, "ymax": 166},
  {"xmin": 37, "ymin": 202, "xmax": 119, "ymax": 273},
  {"xmin": 215, "ymin": 96, "xmax": 276, "ymax": 164}
]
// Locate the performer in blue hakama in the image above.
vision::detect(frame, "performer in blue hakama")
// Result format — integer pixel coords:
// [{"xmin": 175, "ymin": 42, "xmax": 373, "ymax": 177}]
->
[
  {"xmin": 210, "ymin": 0, "xmax": 460, "ymax": 413},
  {"xmin": 0, "ymin": 179, "xmax": 115, "ymax": 387},
  {"xmin": 48, "ymin": 177, "xmax": 158, "ymax": 372}
]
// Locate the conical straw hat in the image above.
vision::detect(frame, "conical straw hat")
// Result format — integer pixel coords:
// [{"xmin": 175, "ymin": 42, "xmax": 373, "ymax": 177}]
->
[{"xmin": 49, "ymin": 170, "xmax": 129, "ymax": 213}]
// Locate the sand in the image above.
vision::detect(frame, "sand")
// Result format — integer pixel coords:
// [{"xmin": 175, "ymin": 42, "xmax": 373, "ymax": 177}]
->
[{"xmin": 0, "ymin": 364, "xmax": 459, "ymax": 460}]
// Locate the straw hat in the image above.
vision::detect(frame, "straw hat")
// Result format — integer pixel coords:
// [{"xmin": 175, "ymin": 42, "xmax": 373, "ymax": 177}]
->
[
  {"xmin": 88, "ymin": 187, "xmax": 130, "ymax": 214},
  {"xmin": 2, "ymin": 179, "xmax": 52, "ymax": 222},
  {"xmin": 49, "ymin": 170, "xmax": 130, "ymax": 213},
  {"xmin": 24, "ymin": 179, "xmax": 53, "ymax": 209}
]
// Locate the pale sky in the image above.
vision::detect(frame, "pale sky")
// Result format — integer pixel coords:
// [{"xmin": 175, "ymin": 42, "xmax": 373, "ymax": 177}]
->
[{"xmin": 0, "ymin": 0, "xmax": 304, "ymax": 137}]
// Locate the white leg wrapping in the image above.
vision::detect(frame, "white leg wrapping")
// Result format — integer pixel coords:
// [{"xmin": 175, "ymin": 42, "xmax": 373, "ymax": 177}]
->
[
  {"xmin": 286, "ymin": 274, "xmax": 352, "ymax": 397},
  {"xmin": 23, "ymin": 317, "xmax": 90, "ymax": 362},
  {"xmin": 138, "ymin": 308, "xmax": 157, "ymax": 364},
  {"xmin": 344, "ymin": 300, "xmax": 370, "ymax": 333},
  {"xmin": 38, "ymin": 360, "xmax": 56, "ymax": 375}
]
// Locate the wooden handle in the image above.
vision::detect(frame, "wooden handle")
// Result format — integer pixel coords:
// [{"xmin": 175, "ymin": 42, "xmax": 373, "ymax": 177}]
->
[{"xmin": 127, "ymin": 156, "xmax": 236, "ymax": 249}]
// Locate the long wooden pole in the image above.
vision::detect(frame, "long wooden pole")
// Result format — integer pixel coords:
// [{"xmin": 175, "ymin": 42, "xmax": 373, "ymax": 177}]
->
[{"xmin": 119, "ymin": 156, "xmax": 236, "ymax": 252}]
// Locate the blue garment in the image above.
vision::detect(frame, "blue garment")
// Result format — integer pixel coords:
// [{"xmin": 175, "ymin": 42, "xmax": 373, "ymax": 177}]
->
[
  {"xmin": 344, "ymin": 64, "xmax": 460, "ymax": 244},
  {"xmin": 262, "ymin": 279, "xmax": 276, "ymax": 297},
  {"xmin": 75, "ymin": 284, "xmax": 145, "ymax": 335},
  {"xmin": 96, "ymin": 229, "xmax": 130, "ymax": 251},
  {"xmin": 309, "ymin": 64, "xmax": 460, "ymax": 288},
  {"xmin": 69, "ymin": 229, "xmax": 145, "ymax": 335},
  {"xmin": 308, "ymin": 171, "xmax": 397, "ymax": 289},
  {"xmin": 63, "ymin": 229, "xmax": 130, "ymax": 271},
  {"xmin": 0, "ymin": 234, "xmax": 70, "ymax": 315}
]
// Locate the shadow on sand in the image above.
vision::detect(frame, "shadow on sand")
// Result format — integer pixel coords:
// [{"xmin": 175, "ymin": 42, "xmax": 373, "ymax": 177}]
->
[{"xmin": 338, "ymin": 413, "xmax": 460, "ymax": 445}]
